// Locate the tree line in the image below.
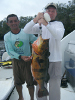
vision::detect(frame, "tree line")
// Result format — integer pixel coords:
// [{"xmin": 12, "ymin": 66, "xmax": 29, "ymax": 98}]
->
[{"xmin": 0, "ymin": 1, "xmax": 75, "ymax": 40}]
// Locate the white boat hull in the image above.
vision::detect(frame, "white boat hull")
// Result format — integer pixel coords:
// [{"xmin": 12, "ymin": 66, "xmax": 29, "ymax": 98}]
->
[{"xmin": 0, "ymin": 52, "xmax": 14, "ymax": 100}]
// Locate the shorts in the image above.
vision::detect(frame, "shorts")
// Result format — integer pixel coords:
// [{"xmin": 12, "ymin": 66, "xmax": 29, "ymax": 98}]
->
[{"xmin": 12, "ymin": 58, "xmax": 34, "ymax": 88}]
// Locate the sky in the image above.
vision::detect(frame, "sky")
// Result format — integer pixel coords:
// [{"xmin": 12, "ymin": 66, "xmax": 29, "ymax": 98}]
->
[{"xmin": 0, "ymin": 0, "xmax": 72, "ymax": 21}]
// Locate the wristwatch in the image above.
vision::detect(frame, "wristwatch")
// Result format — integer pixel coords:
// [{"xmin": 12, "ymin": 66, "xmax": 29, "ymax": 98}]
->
[{"xmin": 19, "ymin": 55, "xmax": 21, "ymax": 60}]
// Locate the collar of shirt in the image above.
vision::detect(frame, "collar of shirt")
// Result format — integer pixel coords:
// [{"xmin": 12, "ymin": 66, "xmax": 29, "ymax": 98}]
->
[{"xmin": 50, "ymin": 20, "xmax": 56, "ymax": 22}]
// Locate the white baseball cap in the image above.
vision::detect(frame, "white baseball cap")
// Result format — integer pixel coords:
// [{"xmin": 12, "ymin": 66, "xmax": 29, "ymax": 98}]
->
[{"xmin": 45, "ymin": 2, "xmax": 57, "ymax": 9}]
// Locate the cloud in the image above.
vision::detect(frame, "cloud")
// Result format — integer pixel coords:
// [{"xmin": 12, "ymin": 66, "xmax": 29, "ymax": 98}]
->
[{"xmin": 0, "ymin": 0, "xmax": 69, "ymax": 21}]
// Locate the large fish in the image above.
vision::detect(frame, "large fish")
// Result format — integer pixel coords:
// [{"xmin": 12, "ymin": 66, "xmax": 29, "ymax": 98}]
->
[{"xmin": 31, "ymin": 35, "xmax": 50, "ymax": 97}]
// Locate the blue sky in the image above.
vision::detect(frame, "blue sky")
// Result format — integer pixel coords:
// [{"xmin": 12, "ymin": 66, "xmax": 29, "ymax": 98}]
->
[{"xmin": 0, "ymin": 0, "xmax": 72, "ymax": 21}]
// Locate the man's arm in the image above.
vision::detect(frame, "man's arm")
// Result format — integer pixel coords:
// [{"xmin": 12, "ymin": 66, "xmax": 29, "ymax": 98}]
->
[
  {"xmin": 4, "ymin": 35, "xmax": 32, "ymax": 61},
  {"xmin": 23, "ymin": 13, "xmax": 44, "ymax": 34},
  {"xmin": 4, "ymin": 35, "xmax": 20, "ymax": 59},
  {"xmin": 46, "ymin": 22, "xmax": 65, "ymax": 40}
]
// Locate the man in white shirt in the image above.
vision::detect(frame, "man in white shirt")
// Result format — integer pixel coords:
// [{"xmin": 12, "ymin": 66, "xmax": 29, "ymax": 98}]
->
[{"xmin": 24, "ymin": 2, "xmax": 65, "ymax": 100}]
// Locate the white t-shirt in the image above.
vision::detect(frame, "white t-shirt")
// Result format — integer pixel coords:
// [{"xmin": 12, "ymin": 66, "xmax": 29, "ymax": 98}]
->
[{"xmin": 24, "ymin": 20, "xmax": 65, "ymax": 62}]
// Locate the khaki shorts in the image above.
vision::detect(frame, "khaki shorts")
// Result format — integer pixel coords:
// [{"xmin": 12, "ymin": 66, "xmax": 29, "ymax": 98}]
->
[
  {"xmin": 48, "ymin": 62, "xmax": 62, "ymax": 79},
  {"xmin": 12, "ymin": 59, "xmax": 34, "ymax": 88}
]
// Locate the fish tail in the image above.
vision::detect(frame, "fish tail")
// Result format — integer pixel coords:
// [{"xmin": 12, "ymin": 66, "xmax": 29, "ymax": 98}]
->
[{"xmin": 38, "ymin": 87, "xmax": 49, "ymax": 97}]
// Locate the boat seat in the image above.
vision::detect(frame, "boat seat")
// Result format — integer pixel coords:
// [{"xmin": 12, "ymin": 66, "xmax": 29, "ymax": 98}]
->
[{"xmin": 2, "ymin": 52, "xmax": 11, "ymax": 61}]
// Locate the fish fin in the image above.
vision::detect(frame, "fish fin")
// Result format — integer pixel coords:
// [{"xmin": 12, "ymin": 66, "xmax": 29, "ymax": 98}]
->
[
  {"xmin": 44, "ymin": 73, "xmax": 50, "ymax": 83},
  {"xmin": 38, "ymin": 87, "xmax": 49, "ymax": 97}
]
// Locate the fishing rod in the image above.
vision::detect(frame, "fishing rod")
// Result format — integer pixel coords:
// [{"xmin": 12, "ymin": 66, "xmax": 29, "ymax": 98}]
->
[{"xmin": 39, "ymin": 12, "xmax": 51, "ymax": 36}]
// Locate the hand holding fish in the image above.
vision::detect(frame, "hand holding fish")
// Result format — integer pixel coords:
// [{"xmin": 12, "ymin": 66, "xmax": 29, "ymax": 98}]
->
[
  {"xmin": 33, "ymin": 12, "xmax": 44, "ymax": 23},
  {"xmin": 33, "ymin": 12, "xmax": 51, "ymax": 26},
  {"xmin": 38, "ymin": 12, "xmax": 51, "ymax": 26},
  {"xmin": 38, "ymin": 18, "xmax": 48, "ymax": 26}
]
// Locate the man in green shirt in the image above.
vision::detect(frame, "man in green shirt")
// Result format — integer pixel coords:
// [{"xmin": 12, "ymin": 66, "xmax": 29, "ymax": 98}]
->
[{"xmin": 4, "ymin": 14, "xmax": 37, "ymax": 100}]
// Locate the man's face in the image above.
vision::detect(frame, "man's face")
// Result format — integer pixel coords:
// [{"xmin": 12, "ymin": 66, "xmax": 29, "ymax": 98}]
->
[
  {"xmin": 46, "ymin": 7, "xmax": 57, "ymax": 20},
  {"xmin": 7, "ymin": 17, "xmax": 20, "ymax": 30}
]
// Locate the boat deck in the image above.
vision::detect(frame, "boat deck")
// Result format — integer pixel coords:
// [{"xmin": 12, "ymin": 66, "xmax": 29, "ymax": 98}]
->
[
  {"xmin": 9, "ymin": 82, "xmax": 75, "ymax": 100},
  {"xmin": 0, "ymin": 67, "xmax": 14, "ymax": 100}
]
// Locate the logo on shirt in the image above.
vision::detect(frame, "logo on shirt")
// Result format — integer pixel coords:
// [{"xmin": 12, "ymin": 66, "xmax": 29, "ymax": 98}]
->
[{"xmin": 15, "ymin": 41, "xmax": 23, "ymax": 48}]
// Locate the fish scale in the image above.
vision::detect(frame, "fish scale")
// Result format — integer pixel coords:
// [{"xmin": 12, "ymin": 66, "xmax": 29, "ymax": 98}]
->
[{"xmin": 31, "ymin": 35, "xmax": 50, "ymax": 97}]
